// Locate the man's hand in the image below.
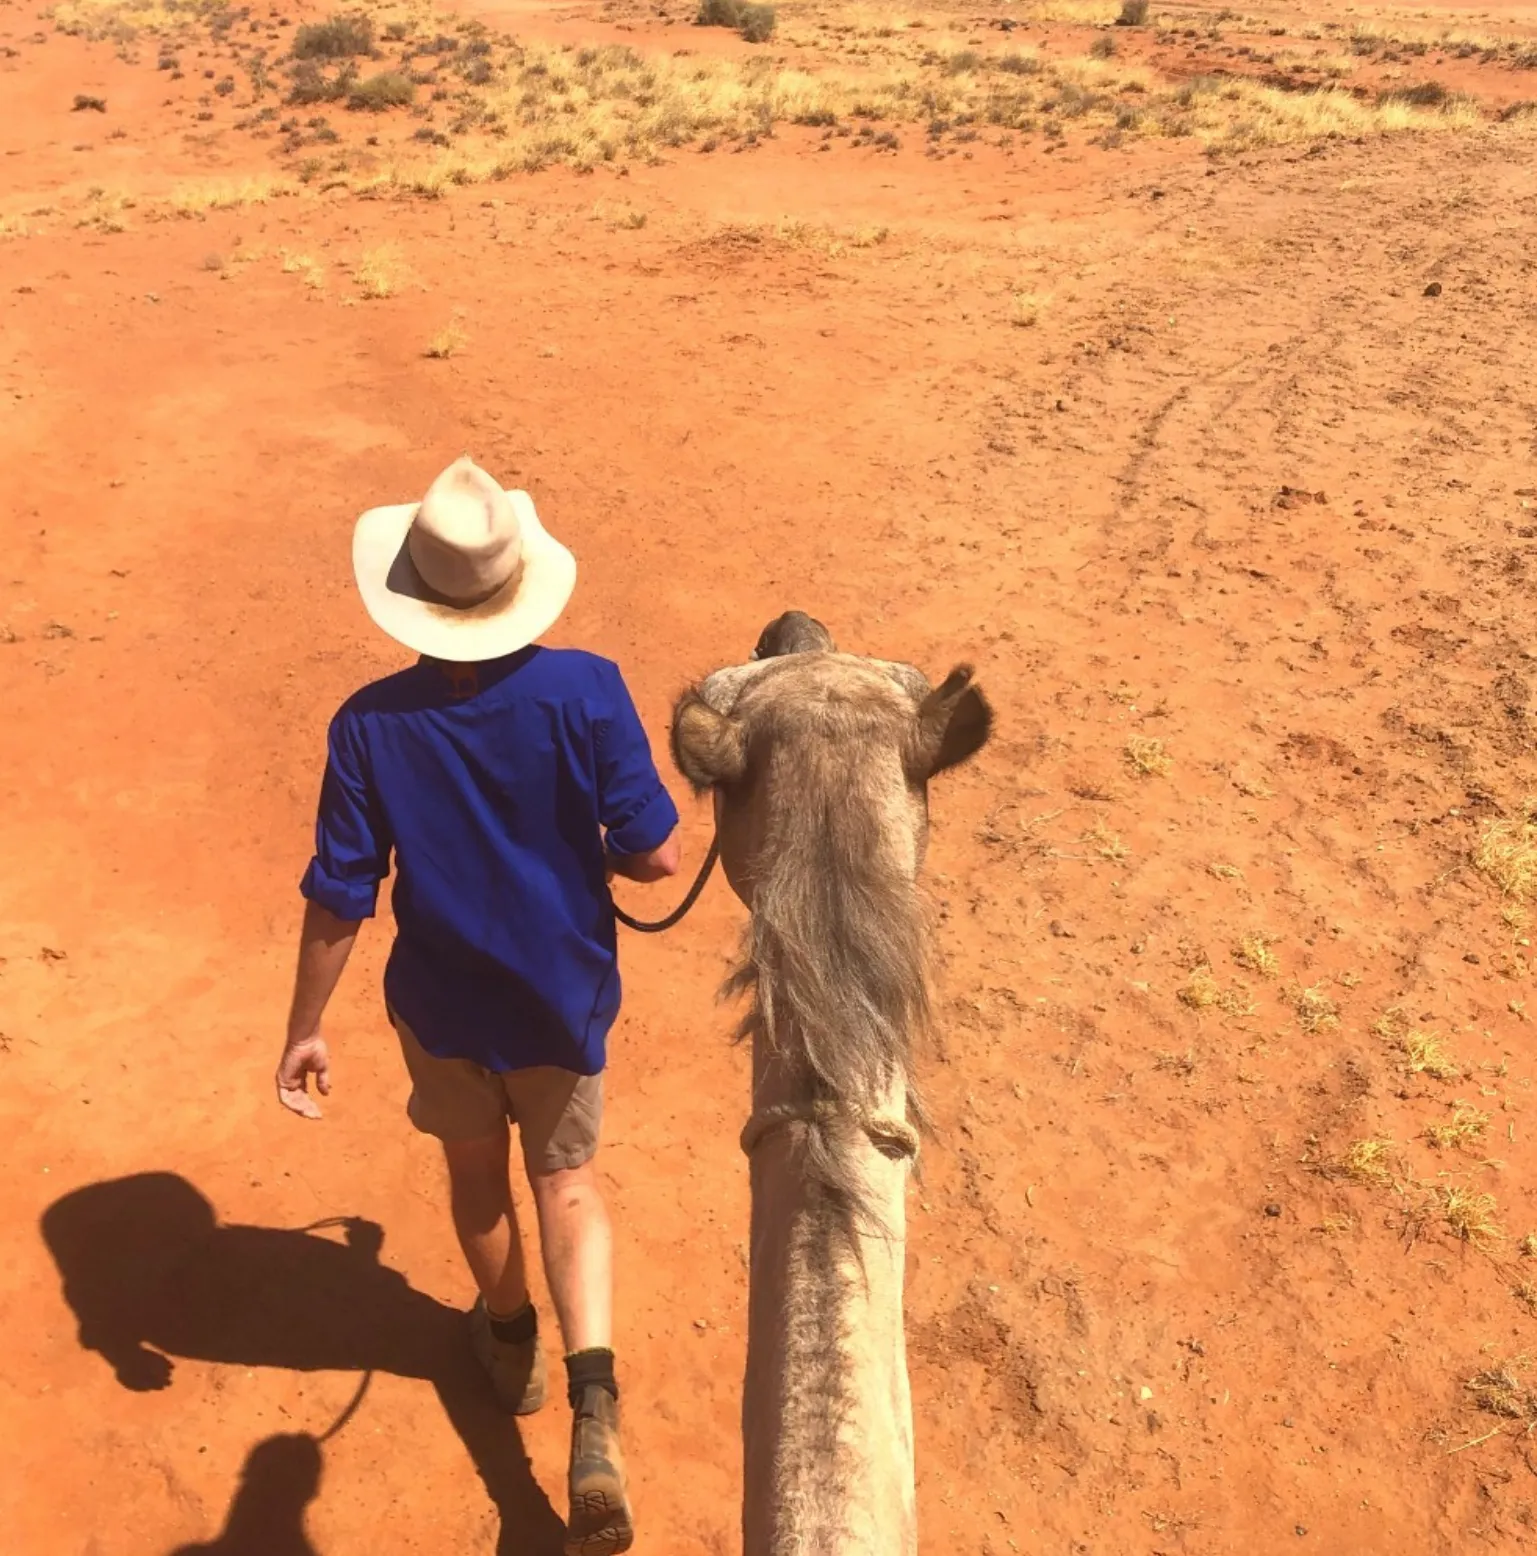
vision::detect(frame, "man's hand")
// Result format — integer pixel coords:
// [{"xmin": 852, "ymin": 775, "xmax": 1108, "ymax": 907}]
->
[{"xmin": 276, "ymin": 1033, "xmax": 332, "ymax": 1120}]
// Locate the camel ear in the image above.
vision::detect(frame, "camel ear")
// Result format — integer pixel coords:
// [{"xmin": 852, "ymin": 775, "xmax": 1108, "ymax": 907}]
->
[
  {"xmin": 906, "ymin": 665, "xmax": 992, "ymax": 780},
  {"xmin": 671, "ymin": 688, "xmax": 748, "ymax": 793}
]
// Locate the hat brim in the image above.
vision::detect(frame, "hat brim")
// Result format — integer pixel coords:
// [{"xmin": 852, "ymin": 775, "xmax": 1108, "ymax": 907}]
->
[{"xmin": 352, "ymin": 488, "xmax": 576, "ymax": 663}]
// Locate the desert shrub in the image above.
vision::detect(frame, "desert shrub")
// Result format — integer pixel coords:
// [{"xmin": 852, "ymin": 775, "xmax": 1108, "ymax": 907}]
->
[
  {"xmin": 1116, "ymin": 0, "xmax": 1150, "ymax": 24},
  {"xmin": 1091, "ymin": 33, "xmax": 1117, "ymax": 58},
  {"xmin": 739, "ymin": 3, "xmax": 776, "ymax": 41},
  {"xmin": 348, "ymin": 72, "xmax": 414, "ymax": 110},
  {"xmin": 291, "ymin": 12, "xmax": 374, "ymax": 61},
  {"xmin": 996, "ymin": 52, "xmax": 1039, "ymax": 75},
  {"xmin": 697, "ymin": 0, "xmax": 775, "ymax": 42},
  {"xmin": 944, "ymin": 50, "xmax": 981, "ymax": 74},
  {"xmin": 287, "ymin": 60, "xmax": 354, "ymax": 105},
  {"xmin": 1379, "ymin": 80, "xmax": 1453, "ymax": 107}
]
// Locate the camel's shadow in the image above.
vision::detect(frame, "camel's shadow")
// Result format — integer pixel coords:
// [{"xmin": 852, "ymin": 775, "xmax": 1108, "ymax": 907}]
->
[{"xmin": 41, "ymin": 1171, "xmax": 564, "ymax": 1556}]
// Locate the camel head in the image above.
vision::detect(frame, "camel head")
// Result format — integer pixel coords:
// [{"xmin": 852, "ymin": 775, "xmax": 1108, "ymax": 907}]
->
[
  {"xmin": 672, "ymin": 617, "xmax": 992, "ymax": 903},
  {"xmin": 671, "ymin": 615, "xmax": 991, "ymax": 1233}
]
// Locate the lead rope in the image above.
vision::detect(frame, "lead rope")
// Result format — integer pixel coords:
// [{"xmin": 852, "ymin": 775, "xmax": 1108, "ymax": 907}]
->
[{"xmin": 612, "ymin": 835, "xmax": 720, "ymax": 934}]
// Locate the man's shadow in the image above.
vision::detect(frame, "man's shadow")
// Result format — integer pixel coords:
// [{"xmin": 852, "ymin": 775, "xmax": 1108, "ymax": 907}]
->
[{"xmin": 41, "ymin": 1172, "xmax": 566, "ymax": 1555}]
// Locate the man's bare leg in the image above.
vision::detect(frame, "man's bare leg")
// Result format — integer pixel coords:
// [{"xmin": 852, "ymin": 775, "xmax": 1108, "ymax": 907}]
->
[
  {"xmin": 529, "ymin": 1160, "xmax": 612, "ymax": 1352},
  {"xmin": 531, "ymin": 1159, "xmax": 631, "ymax": 1556},
  {"xmin": 447, "ymin": 1130, "xmax": 548, "ymax": 1415},
  {"xmin": 443, "ymin": 1130, "xmax": 531, "ymax": 1315}
]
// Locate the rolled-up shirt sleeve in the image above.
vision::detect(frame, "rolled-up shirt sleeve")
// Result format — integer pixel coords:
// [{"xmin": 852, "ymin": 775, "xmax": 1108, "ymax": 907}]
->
[
  {"xmin": 299, "ymin": 709, "xmax": 392, "ymax": 919},
  {"xmin": 596, "ymin": 670, "xmax": 680, "ymax": 858}
]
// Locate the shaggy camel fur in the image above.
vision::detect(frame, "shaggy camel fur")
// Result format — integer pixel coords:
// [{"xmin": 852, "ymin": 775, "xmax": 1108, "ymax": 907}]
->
[{"xmin": 672, "ymin": 614, "xmax": 991, "ymax": 1556}]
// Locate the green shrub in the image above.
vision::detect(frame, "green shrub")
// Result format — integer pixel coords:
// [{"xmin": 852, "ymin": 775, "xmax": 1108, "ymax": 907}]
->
[{"xmin": 292, "ymin": 12, "xmax": 374, "ymax": 61}]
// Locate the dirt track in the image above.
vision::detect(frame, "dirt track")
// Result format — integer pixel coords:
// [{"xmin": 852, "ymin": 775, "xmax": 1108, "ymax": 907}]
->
[{"xmin": 6, "ymin": 1, "xmax": 1537, "ymax": 1551}]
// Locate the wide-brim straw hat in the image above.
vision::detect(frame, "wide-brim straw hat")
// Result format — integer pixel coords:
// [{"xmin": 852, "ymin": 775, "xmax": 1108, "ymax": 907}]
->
[{"xmin": 352, "ymin": 456, "xmax": 576, "ymax": 663}]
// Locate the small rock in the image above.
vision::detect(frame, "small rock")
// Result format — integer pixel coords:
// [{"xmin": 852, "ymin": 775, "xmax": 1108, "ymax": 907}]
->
[
  {"xmin": 1296, "ymin": 1526, "xmax": 1308, "ymax": 1538},
  {"xmin": 1264, "ymin": 1202, "xmax": 1282, "ymax": 1218},
  {"xmin": 1283, "ymin": 1416, "xmax": 1294, "ymax": 1427},
  {"xmin": 1423, "ymin": 281, "xmax": 1442, "ymax": 297},
  {"xmin": 1465, "ymin": 952, "xmax": 1482, "ymax": 965},
  {"xmin": 41, "ymin": 621, "xmax": 74, "ymax": 639},
  {"xmin": 1139, "ymin": 1385, "xmax": 1153, "ymax": 1401},
  {"xmin": 1049, "ymin": 919, "xmax": 1076, "ymax": 939},
  {"xmin": 693, "ymin": 1317, "xmax": 707, "ymax": 1330}
]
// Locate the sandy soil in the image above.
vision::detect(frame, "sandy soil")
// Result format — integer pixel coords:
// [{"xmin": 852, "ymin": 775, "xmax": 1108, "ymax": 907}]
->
[{"xmin": 5, "ymin": 0, "xmax": 1537, "ymax": 1552}]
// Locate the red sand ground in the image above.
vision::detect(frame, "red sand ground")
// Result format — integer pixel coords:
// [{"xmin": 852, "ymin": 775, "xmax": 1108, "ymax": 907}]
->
[{"xmin": 5, "ymin": 1, "xmax": 1537, "ymax": 1552}]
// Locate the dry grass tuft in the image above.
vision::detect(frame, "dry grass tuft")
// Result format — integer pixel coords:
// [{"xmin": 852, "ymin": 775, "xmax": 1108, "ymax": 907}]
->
[
  {"xmin": 1125, "ymin": 735, "xmax": 1171, "ymax": 778},
  {"xmin": 354, "ymin": 245, "xmax": 402, "ymax": 299},
  {"xmin": 1424, "ymin": 1102, "xmax": 1490, "ymax": 1152},
  {"xmin": 1207, "ymin": 861, "xmax": 1243, "ymax": 881},
  {"xmin": 1292, "ymin": 983, "xmax": 1339, "ymax": 1035},
  {"xmin": 1439, "ymin": 1184, "xmax": 1503, "ymax": 1246},
  {"xmin": 1377, "ymin": 1009, "xmax": 1464, "ymax": 1082},
  {"xmin": 1468, "ymin": 1363, "xmax": 1536, "ymax": 1419},
  {"xmin": 1154, "ymin": 1048, "xmax": 1197, "ymax": 1076},
  {"xmin": 1515, "ymin": 1281, "xmax": 1537, "ymax": 1316},
  {"xmin": 1082, "ymin": 820, "xmax": 1128, "ymax": 861},
  {"xmin": 1234, "ymin": 932, "xmax": 1279, "ymax": 979},
  {"xmin": 279, "ymin": 248, "xmax": 325, "ymax": 289},
  {"xmin": 424, "ymin": 318, "xmax": 467, "ymax": 358},
  {"xmin": 1178, "ymin": 965, "xmax": 1254, "ymax": 1017},
  {"xmin": 1341, "ymin": 1137, "xmax": 1395, "ymax": 1185},
  {"xmin": 1009, "ymin": 290, "xmax": 1045, "ymax": 328},
  {"xmin": 1476, "ymin": 807, "xmax": 1537, "ymax": 901},
  {"xmin": 1521, "ymin": 1233, "xmax": 1537, "ymax": 1258}
]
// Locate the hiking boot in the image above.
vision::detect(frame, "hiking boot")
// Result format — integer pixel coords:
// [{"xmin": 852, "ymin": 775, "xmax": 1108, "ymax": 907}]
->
[
  {"xmin": 565, "ymin": 1385, "xmax": 634, "ymax": 1556},
  {"xmin": 468, "ymin": 1296, "xmax": 547, "ymax": 1415}
]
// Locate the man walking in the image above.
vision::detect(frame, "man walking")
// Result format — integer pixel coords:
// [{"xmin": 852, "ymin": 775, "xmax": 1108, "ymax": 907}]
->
[{"xmin": 275, "ymin": 457, "xmax": 680, "ymax": 1555}]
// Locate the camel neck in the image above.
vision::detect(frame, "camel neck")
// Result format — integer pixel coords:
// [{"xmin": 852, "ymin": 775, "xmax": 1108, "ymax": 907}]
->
[{"xmin": 741, "ymin": 1069, "xmax": 918, "ymax": 1556}]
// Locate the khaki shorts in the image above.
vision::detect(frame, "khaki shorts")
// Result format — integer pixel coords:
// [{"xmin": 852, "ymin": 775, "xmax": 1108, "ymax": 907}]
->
[{"xmin": 389, "ymin": 1010, "xmax": 602, "ymax": 1174}]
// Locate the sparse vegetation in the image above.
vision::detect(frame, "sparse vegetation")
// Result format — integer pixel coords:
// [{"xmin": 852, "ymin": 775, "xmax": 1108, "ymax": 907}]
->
[
  {"xmin": 1234, "ymin": 932, "xmax": 1279, "ymax": 979},
  {"xmin": 1009, "ymin": 290, "xmax": 1044, "ymax": 328},
  {"xmin": 1115, "ymin": 0, "xmax": 1150, "ymax": 26},
  {"xmin": 279, "ymin": 249, "xmax": 325, "ymax": 289},
  {"xmin": 1439, "ymin": 1184, "xmax": 1502, "ymax": 1246},
  {"xmin": 1341, "ymin": 1137, "xmax": 1395, "ymax": 1185},
  {"xmin": 1083, "ymin": 820, "xmax": 1128, "ymax": 861},
  {"xmin": 1125, "ymin": 735, "xmax": 1170, "ymax": 778},
  {"xmin": 424, "ymin": 318, "xmax": 467, "ymax": 357},
  {"xmin": 696, "ymin": 0, "xmax": 777, "ymax": 44},
  {"xmin": 292, "ymin": 12, "xmax": 374, "ymax": 61},
  {"xmin": 1378, "ymin": 1009, "xmax": 1464, "ymax": 1081},
  {"xmin": 1424, "ymin": 1102, "xmax": 1490, "ymax": 1152},
  {"xmin": 1292, "ymin": 983, "xmax": 1339, "ymax": 1034},
  {"xmin": 1476, "ymin": 807, "xmax": 1537, "ymax": 901},
  {"xmin": 348, "ymin": 71, "xmax": 414, "ymax": 111},
  {"xmin": 354, "ymin": 245, "xmax": 401, "ymax": 299},
  {"xmin": 1207, "ymin": 862, "xmax": 1243, "ymax": 880},
  {"xmin": 1178, "ymin": 965, "xmax": 1254, "ymax": 1017},
  {"xmin": 1468, "ymin": 1363, "xmax": 1536, "ymax": 1420}
]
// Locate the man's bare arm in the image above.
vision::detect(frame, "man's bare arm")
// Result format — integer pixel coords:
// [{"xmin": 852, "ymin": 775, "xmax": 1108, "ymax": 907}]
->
[
  {"xmin": 276, "ymin": 900, "xmax": 362, "ymax": 1120},
  {"xmin": 608, "ymin": 829, "xmax": 682, "ymax": 884}
]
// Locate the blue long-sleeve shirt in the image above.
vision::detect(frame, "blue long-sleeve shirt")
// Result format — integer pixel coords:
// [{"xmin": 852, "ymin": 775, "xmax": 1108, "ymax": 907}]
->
[{"xmin": 300, "ymin": 647, "xmax": 679, "ymax": 1074}]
